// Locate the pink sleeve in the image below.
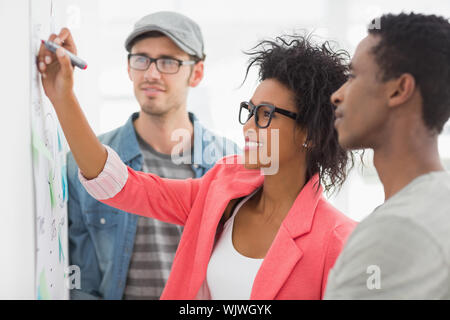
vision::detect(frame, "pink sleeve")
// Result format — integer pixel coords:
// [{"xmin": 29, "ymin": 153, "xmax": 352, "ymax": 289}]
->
[
  {"xmin": 78, "ymin": 145, "xmax": 129, "ymax": 200},
  {"xmin": 79, "ymin": 144, "xmax": 203, "ymax": 226}
]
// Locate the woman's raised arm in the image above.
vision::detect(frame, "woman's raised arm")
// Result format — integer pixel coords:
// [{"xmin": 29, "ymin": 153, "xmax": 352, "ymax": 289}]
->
[{"xmin": 37, "ymin": 28, "xmax": 106, "ymax": 180}]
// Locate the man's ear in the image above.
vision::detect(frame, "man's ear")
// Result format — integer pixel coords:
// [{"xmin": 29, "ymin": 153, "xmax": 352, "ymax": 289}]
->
[
  {"xmin": 188, "ymin": 61, "xmax": 204, "ymax": 88},
  {"xmin": 387, "ymin": 73, "xmax": 416, "ymax": 108}
]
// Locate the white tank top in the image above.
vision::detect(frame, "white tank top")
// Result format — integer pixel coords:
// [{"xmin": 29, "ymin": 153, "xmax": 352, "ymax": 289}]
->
[{"xmin": 206, "ymin": 188, "xmax": 264, "ymax": 300}]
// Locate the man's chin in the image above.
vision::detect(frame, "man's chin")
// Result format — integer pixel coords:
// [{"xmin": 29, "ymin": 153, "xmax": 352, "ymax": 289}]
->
[
  {"xmin": 140, "ymin": 103, "xmax": 167, "ymax": 117},
  {"xmin": 338, "ymin": 135, "xmax": 366, "ymax": 151}
]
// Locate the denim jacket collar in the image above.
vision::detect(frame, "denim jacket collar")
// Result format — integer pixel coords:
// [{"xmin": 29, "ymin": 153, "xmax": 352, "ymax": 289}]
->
[
  {"xmin": 115, "ymin": 111, "xmax": 216, "ymax": 170},
  {"xmin": 115, "ymin": 112, "xmax": 141, "ymax": 164}
]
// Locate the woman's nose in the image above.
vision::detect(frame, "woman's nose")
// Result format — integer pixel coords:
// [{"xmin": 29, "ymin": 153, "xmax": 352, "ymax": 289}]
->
[{"xmin": 243, "ymin": 115, "xmax": 258, "ymax": 138}]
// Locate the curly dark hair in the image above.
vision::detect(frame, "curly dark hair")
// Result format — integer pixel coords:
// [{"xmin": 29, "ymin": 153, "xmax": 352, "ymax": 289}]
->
[
  {"xmin": 243, "ymin": 34, "xmax": 354, "ymax": 194},
  {"xmin": 368, "ymin": 12, "xmax": 450, "ymax": 134}
]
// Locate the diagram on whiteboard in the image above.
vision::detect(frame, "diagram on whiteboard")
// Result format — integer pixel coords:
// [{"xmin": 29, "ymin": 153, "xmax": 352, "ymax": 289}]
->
[{"xmin": 31, "ymin": 0, "xmax": 69, "ymax": 300}]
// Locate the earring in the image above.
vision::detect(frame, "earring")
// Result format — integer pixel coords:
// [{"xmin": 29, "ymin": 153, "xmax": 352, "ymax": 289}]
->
[{"xmin": 302, "ymin": 142, "xmax": 308, "ymax": 148}]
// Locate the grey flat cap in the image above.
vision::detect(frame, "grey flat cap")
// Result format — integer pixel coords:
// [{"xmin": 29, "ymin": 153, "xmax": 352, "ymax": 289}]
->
[{"xmin": 124, "ymin": 11, "xmax": 205, "ymax": 60}]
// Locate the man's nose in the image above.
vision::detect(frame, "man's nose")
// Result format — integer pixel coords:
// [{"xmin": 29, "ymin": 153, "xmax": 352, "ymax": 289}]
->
[
  {"xmin": 144, "ymin": 61, "xmax": 161, "ymax": 80},
  {"xmin": 330, "ymin": 86, "xmax": 343, "ymax": 107}
]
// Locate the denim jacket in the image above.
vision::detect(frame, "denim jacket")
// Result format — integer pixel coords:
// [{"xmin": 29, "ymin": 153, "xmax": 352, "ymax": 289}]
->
[{"xmin": 67, "ymin": 112, "xmax": 240, "ymax": 299}]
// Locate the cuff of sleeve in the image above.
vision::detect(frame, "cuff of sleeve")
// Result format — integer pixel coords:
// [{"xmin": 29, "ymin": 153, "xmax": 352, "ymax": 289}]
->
[{"xmin": 78, "ymin": 145, "xmax": 129, "ymax": 200}]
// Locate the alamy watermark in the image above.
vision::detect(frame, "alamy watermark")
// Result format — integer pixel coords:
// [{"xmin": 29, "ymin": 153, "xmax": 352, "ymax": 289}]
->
[
  {"xmin": 65, "ymin": 265, "xmax": 81, "ymax": 290},
  {"xmin": 170, "ymin": 128, "xmax": 282, "ymax": 175},
  {"xmin": 365, "ymin": 6, "xmax": 382, "ymax": 30},
  {"xmin": 368, "ymin": 17, "xmax": 381, "ymax": 30},
  {"xmin": 366, "ymin": 265, "xmax": 381, "ymax": 290}
]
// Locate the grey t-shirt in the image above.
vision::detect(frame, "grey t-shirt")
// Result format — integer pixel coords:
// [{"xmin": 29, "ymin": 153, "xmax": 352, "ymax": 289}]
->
[
  {"xmin": 325, "ymin": 171, "xmax": 450, "ymax": 299},
  {"xmin": 123, "ymin": 132, "xmax": 194, "ymax": 300}
]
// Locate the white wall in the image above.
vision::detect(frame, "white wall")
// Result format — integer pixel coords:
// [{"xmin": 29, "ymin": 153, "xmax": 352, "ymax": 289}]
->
[{"xmin": 0, "ymin": 0, "xmax": 35, "ymax": 299}]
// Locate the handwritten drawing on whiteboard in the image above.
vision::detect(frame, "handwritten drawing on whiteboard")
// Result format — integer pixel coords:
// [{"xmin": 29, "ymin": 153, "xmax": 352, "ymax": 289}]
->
[{"xmin": 31, "ymin": 0, "xmax": 69, "ymax": 300}]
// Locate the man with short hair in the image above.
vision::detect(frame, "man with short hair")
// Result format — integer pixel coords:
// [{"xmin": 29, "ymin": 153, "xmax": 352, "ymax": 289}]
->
[
  {"xmin": 325, "ymin": 12, "xmax": 450, "ymax": 299},
  {"xmin": 67, "ymin": 11, "xmax": 239, "ymax": 299}
]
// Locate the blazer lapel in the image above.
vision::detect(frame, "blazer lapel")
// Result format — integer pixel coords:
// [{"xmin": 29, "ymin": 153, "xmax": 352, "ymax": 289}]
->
[
  {"xmin": 189, "ymin": 163, "xmax": 265, "ymax": 297},
  {"xmin": 250, "ymin": 226, "xmax": 303, "ymax": 299},
  {"xmin": 251, "ymin": 174, "xmax": 323, "ymax": 299}
]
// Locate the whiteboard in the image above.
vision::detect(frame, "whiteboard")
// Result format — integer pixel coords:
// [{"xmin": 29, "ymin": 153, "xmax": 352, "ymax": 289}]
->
[
  {"xmin": 0, "ymin": 0, "xmax": 70, "ymax": 300},
  {"xmin": 31, "ymin": 0, "xmax": 69, "ymax": 300}
]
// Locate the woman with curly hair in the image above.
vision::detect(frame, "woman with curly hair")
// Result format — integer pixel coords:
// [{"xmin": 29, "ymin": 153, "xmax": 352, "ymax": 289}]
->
[{"xmin": 38, "ymin": 29, "xmax": 356, "ymax": 299}]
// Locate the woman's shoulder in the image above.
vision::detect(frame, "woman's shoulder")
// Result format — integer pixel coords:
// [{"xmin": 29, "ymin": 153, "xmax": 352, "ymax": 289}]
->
[
  {"xmin": 315, "ymin": 197, "xmax": 358, "ymax": 231},
  {"xmin": 206, "ymin": 154, "xmax": 260, "ymax": 179}
]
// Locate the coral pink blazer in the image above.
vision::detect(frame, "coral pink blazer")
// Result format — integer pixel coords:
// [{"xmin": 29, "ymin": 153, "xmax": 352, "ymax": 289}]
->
[{"xmin": 97, "ymin": 154, "xmax": 356, "ymax": 300}]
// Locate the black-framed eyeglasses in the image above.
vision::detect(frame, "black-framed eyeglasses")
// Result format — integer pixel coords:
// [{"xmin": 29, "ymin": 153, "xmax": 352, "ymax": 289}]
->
[
  {"xmin": 128, "ymin": 54, "xmax": 197, "ymax": 74},
  {"xmin": 239, "ymin": 101, "xmax": 298, "ymax": 128}
]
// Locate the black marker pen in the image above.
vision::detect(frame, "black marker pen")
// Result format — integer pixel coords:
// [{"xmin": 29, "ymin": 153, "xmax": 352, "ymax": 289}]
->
[{"xmin": 41, "ymin": 40, "xmax": 88, "ymax": 70}]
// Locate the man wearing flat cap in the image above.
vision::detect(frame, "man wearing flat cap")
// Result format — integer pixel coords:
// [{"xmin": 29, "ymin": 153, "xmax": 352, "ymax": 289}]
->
[{"xmin": 67, "ymin": 11, "xmax": 239, "ymax": 300}]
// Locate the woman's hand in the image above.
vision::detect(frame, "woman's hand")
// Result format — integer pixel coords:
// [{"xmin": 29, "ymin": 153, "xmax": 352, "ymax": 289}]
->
[
  {"xmin": 35, "ymin": 28, "xmax": 107, "ymax": 180},
  {"xmin": 37, "ymin": 28, "xmax": 76, "ymax": 105}
]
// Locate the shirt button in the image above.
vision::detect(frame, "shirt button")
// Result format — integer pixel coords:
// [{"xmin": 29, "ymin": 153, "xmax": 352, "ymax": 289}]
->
[{"xmin": 100, "ymin": 218, "xmax": 106, "ymax": 225}]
